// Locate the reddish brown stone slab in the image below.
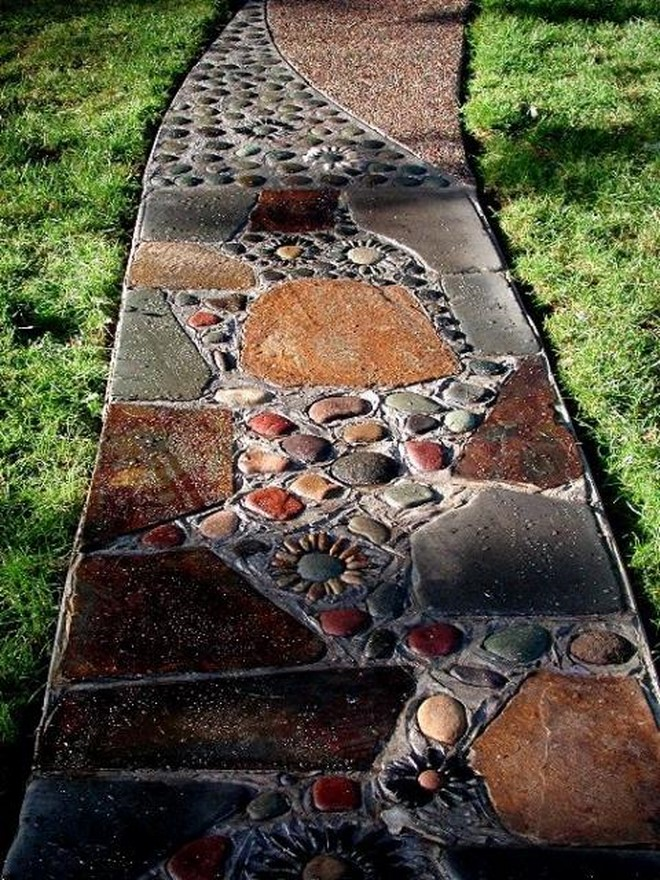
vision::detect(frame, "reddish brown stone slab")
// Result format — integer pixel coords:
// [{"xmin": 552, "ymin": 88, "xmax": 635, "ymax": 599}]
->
[
  {"xmin": 250, "ymin": 188, "xmax": 338, "ymax": 232},
  {"xmin": 311, "ymin": 777, "xmax": 361, "ymax": 812},
  {"xmin": 470, "ymin": 670, "xmax": 660, "ymax": 845},
  {"xmin": 39, "ymin": 667, "xmax": 414, "ymax": 772},
  {"xmin": 242, "ymin": 279, "xmax": 458, "ymax": 388},
  {"xmin": 128, "ymin": 242, "xmax": 255, "ymax": 290},
  {"xmin": 454, "ymin": 359, "xmax": 583, "ymax": 489},
  {"xmin": 57, "ymin": 549, "xmax": 326, "ymax": 681},
  {"xmin": 82, "ymin": 404, "xmax": 233, "ymax": 547},
  {"xmin": 167, "ymin": 836, "xmax": 230, "ymax": 880}
]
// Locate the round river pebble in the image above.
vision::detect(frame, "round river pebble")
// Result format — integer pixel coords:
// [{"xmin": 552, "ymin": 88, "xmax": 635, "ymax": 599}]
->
[
  {"xmin": 303, "ymin": 855, "xmax": 352, "ymax": 880},
  {"xmin": 385, "ymin": 392, "xmax": 441, "ymax": 414},
  {"xmin": 408, "ymin": 622, "xmax": 462, "ymax": 657},
  {"xmin": 331, "ymin": 451, "xmax": 398, "ymax": 486},
  {"xmin": 405, "ymin": 440, "xmax": 446, "ymax": 472},
  {"xmin": 444, "ymin": 409, "xmax": 479, "ymax": 433},
  {"xmin": 483, "ymin": 624, "xmax": 550, "ymax": 664},
  {"xmin": 238, "ymin": 449, "xmax": 290, "ymax": 475},
  {"xmin": 311, "ymin": 777, "xmax": 361, "ymax": 812},
  {"xmin": 342, "ymin": 421, "xmax": 387, "ymax": 444},
  {"xmin": 141, "ymin": 523, "xmax": 185, "ymax": 549},
  {"xmin": 309, "ymin": 395, "xmax": 371, "ymax": 424},
  {"xmin": 417, "ymin": 694, "xmax": 467, "ymax": 744},
  {"xmin": 347, "ymin": 246, "xmax": 381, "ymax": 265},
  {"xmin": 443, "ymin": 381, "xmax": 490, "ymax": 406},
  {"xmin": 569, "ymin": 630, "xmax": 635, "ymax": 666},
  {"xmin": 318, "ymin": 608, "xmax": 370, "ymax": 636},
  {"xmin": 244, "ymin": 487, "xmax": 305, "ymax": 521},
  {"xmin": 247, "ymin": 791, "xmax": 290, "ymax": 821},
  {"xmin": 248, "ymin": 412, "xmax": 296, "ymax": 438},
  {"xmin": 214, "ymin": 387, "xmax": 273, "ymax": 408},
  {"xmin": 406, "ymin": 414, "xmax": 438, "ymax": 434},
  {"xmin": 348, "ymin": 515, "xmax": 390, "ymax": 545},
  {"xmin": 282, "ymin": 434, "xmax": 332, "ymax": 463},
  {"xmin": 198, "ymin": 509, "xmax": 239, "ymax": 540},
  {"xmin": 383, "ymin": 482, "xmax": 434, "ymax": 510},
  {"xmin": 297, "ymin": 552, "xmax": 345, "ymax": 583}
]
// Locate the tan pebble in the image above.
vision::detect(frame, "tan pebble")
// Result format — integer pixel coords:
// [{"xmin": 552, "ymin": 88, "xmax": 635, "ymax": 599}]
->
[
  {"xmin": 238, "ymin": 449, "xmax": 290, "ymax": 475},
  {"xmin": 417, "ymin": 694, "xmax": 467, "ymax": 744},
  {"xmin": 290, "ymin": 473, "xmax": 341, "ymax": 502},
  {"xmin": 343, "ymin": 421, "xmax": 387, "ymax": 444},
  {"xmin": 214, "ymin": 387, "xmax": 273, "ymax": 408},
  {"xmin": 418, "ymin": 769, "xmax": 443, "ymax": 791},
  {"xmin": 347, "ymin": 246, "xmax": 381, "ymax": 266},
  {"xmin": 198, "ymin": 510, "xmax": 239, "ymax": 539},
  {"xmin": 276, "ymin": 245, "xmax": 304, "ymax": 260}
]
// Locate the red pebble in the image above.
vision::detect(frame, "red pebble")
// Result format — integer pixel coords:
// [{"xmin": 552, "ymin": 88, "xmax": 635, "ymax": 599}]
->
[
  {"xmin": 405, "ymin": 440, "xmax": 446, "ymax": 472},
  {"xmin": 408, "ymin": 622, "xmax": 462, "ymax": 657},
  {"xmin": 244, "ymin": 487, "xmax": 305, "ymax": 521},
  {"xmin": 318, "ymin": 608, "xmax": 370, "ymax": 637},
  {"xmin": 312, "ymin": 777, "xmax": 361, "ymax": 812},
  {"xmin": 166, "ymin": 835, "xmax": 230, "ymax": 880},
  {"xmin": 248, "ymin": 411, "xmax": 297, "ymax": 438},
  {"xmin": 187, "ymin": 310, "xmax": 221, "ymax": 329},
  {"xmin": 141, "ymin": 523, "xmax": 185, "ymax": 548}
]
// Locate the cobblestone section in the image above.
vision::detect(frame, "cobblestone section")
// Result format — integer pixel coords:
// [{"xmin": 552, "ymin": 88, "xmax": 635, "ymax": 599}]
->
[{"xmin": 4, "ymin": 2, "xmax": 660, "ymax": 878}]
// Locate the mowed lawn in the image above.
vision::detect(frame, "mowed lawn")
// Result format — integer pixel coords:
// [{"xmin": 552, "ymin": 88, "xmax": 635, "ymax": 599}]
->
[
  {"xmin": 0, "ymin": 0, "xmax": 224, "ymax": 757},
  {"xmin": 465, "ymin": 1, "xmax": 660, "ymax": 621}
]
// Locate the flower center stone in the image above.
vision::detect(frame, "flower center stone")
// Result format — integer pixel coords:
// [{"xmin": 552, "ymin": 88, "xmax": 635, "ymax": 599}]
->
[{"xmin": 297, "ymin": 552, "xmax": 345, "ymax": 583}]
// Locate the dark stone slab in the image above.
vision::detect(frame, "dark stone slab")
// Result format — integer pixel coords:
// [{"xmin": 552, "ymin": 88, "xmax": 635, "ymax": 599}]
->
[
  {"xmin": 39, "ymin": 667, "xmax": 414, "ymax": 772},
  {"xmin": 139, "ymin": 186, "xmax": 256, "ymax": 242},
  {"xmin": 411, "ymin": 489, "xmax": 625, "ymax": 615},
  {"xmin": 82, "ymin": 404, "xmax": 233, "ymax": 547},
  {"xmin": 56, "ymin": 549, "xmax": 326, "ymax": 681},
  {"xmin": 442, "ymin": 272, "xmax": 539, "ymax": 355},
  {"xmin": 454, "ymin": 359, "xmax": 583, "ymax": 489},
  {"xmin": 440, "ymin": 848, "xmax": 660, "ymax": 880},
  {"xmin": 3, "ymin": 776, "xmax": 248, "ymax": 880},
  {"xmin": 110, "ymin": 289, "xmax": 211, "ymax": 402},
  {"xmin": 250, "ymin": 188, "xmax": 338, "ymax": 232},
  {"xmin": 347, "ymin": 189, "xmax": 503, "ymax": 273}
]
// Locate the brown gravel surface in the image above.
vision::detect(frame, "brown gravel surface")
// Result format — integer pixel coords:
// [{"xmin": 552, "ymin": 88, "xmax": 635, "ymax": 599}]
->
[{"xmin": 268, "ymin": 0, "xmax": 471, "ymax": 181}]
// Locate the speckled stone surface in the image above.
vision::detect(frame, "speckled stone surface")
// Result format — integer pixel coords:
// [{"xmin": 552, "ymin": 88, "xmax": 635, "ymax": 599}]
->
[{"xmin": 5, "ymin": 0, "xmax": 660, "ymax": 875}]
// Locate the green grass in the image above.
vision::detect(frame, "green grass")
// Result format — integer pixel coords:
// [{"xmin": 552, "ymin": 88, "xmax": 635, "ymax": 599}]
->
[
  {"xmin": 464, "ymin": 0, "xmax": 660, "ymax": 621},
  {"xmin": 0, "ymin": 0, "xmax": 224, "ymax": 745}
]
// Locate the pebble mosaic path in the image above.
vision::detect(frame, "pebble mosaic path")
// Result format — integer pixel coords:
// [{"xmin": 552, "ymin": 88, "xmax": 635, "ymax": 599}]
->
[{"xmin": 4, "ymin": 2, "xmax": 660, "ymax": 878}]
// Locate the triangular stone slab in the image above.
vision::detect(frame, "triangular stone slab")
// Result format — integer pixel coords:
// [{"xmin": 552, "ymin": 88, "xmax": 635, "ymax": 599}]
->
[{"xmin": 55, "ymin": 549, "xmax": 326, "ymax": 681}]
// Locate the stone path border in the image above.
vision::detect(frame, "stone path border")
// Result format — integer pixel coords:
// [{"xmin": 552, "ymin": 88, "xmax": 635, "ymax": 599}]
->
[{"xmin": 4, "ymin": 1, "xmax": 660, "ymax": 877}]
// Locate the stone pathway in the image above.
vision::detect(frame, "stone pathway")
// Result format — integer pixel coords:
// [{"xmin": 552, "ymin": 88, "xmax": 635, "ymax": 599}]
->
[{"xmin": 4, "ymin": 2, "xmax": 660, "ymax": 878}]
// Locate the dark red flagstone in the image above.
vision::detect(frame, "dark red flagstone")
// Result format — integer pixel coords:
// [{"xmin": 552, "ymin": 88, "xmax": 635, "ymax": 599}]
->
[
  {"xmin": 39, "ymin": 668, "xmax": 414, "ymax": 772},
  {"xmin": 56, "ymin": 549, "xmax": 326, "ymax": 681},
  {"xmin": 454, "ymin": 358, "xmax": 583, "ymax": 489},
  {"xmin": 82, "ymin": 404, "xmax": 233, "ymax": 547},
  {"xmin": 250, "ymin": 188, "xmax": 338, "ymax": 232}
]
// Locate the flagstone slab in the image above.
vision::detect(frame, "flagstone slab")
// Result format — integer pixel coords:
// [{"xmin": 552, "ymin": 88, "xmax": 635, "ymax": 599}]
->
[
  {"xmin": 56, "ymin": 549, "xmax": 326, "ymax": 681},
  {"xmin": 411, "ymin": 489, "xmax": 625, "ymax": 615},
  {"xmin": 40, "ymin": 667, "xmax": 414, "ymax": 772},
  {"xmin": 242, "ymin": 279, "xmax": 458, "ymax": 388},
  {"xmin": 250, "ymin": 188, "xmax": 339, "ymax": 232},
  {"xmin": 140, "ymin": 186, "xmax": 256, "ymax": 242},
  {"xmin": 3, "ymin": 776, "xmax": 248, "ymax": 880},
  {"xmin": 110, "ymin": 289, "xmax": 211, "ymax": 402},
  {"xmin": 442, "ymin": 273, "xmax": 540, "ymax": 355},
  {"xmin": 470, "ymin": 671, "xmax": 660, "ymax": 845},
  {"xmin": 347, "ymin": 189, "xmax": 503, "ymax": 274},
  {"xmin": 82, "ymin": 404, "xmax": 233, "ymax": 547},
  {"xmin": 441, "ymin": 848, "xmax": 660, "ymax": 880},
  {"xmin": 128, "ymin": 241, "xmax": 255, "ymax": 290},
  {"xmin": 454, "ymin": 358, "xmax": 583, "ymax": 489}
]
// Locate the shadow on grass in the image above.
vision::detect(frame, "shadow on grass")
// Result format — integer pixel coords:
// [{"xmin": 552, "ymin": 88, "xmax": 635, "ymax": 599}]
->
[{"xmin": 486, "ymin": 0, "xmax": 660, "ymax": 24}]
